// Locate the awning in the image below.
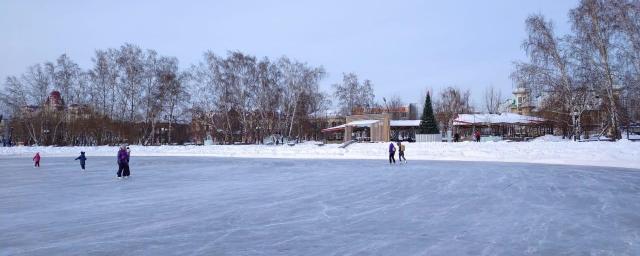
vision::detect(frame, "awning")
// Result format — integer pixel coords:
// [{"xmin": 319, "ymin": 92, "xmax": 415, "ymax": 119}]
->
[
  {"xmin": 390, "ymin": 120, "xmax": 421, "ymax": 127},
  {"xmin": 347, "ymin": 120, "xmax": 379, "ymax": 127},
  {"xmin": 321, "ymin": 120, "xmax": 380, "ymax": 133},
  {"xmin": 453, "ymin": 113, "xmax": 546, "ymax": 126},
  {"xmin": 321, "ymin": 124, "xmax": 346, "ymax": 133}
]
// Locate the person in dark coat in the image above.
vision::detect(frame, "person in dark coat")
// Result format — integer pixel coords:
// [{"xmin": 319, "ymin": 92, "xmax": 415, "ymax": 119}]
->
[
  {"xmin": 388, "ymin": 143, "xmax": 396, "ymax": 164},
  {"xmin": 116, "ymin": 146, "xmax": 129, "ymax": 179},
  {"xmin": 75, "ymin": 151, "xmax": 87, "ymax": 170},
  {"xmin": 453, "ymin": 133, "xmax": 460, "ymax": 142},
  {"xmin": 124, "ymin": 146, "xmax": 131, "ymax": 177},
  {"xmin": 33, "ymin": 152, "xmax": 41, "ymax": 167}
]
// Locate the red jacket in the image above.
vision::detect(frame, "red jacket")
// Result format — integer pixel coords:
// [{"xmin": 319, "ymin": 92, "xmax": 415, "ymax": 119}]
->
[{"xmin": 33, "ymin": 153, "xmax": 40, "ymax": 161}]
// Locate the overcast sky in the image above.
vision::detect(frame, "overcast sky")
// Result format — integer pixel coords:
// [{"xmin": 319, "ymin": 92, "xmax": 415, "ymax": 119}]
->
[{"xmin": 0, "ymin": 0, "xmax": 579, "ymax": 107}]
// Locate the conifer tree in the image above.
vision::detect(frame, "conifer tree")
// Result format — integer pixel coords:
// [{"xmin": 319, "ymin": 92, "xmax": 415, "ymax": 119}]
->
[{"xmin": 419, "ymin": 92, "xmax": 439, "ymax": 134}]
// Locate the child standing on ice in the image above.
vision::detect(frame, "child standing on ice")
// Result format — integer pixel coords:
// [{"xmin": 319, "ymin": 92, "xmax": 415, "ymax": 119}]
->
[
  {"xmin": 75, "ymin": 151, "xmax": 87, "ymax": 171},
  {"xmin": 33, "ymin": 152, "xmax": 41, "ymax": 168},
  {"xmin": 388, "ymin": 143, "xmax": 396, "ymax": 164}
]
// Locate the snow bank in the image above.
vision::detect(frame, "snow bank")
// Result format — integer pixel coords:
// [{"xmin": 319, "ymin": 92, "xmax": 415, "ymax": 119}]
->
[
  {"xmin": 530, "ymin": 134, "xmax": 568, "ymax": 142},
  {"xmin": 0, "ymin": 141, "xmax": 638, "ymax": 169}
]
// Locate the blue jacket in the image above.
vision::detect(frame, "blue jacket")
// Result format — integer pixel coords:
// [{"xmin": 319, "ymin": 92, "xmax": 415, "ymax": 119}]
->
[
  {"xmin": 389, "ymin": 143, "xmax": 396, "ymax": 153},
  {"xmin": 75, "ymin": 153, "xmax": 87, "ymax": 164}
]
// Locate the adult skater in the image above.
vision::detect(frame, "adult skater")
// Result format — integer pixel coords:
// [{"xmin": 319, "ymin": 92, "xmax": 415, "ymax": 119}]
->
[
  {"xmin": 124, "ymin": 146, "xmax": 131, "ymax": 177},
  {"xmin": 397, "ymin": 141, "xmax": 406, "ymax": 163},
  {"xmin": 33, "ymin": 152, "xmax": 41, "ymax": 168},
  {"xmin": 75, "ymin": 151, "xmax": 87, "ymax": 171},
  {"xmin": 116, "ymin": 146, "xmax": 129, "ymax": 179},
  {"xmin": 388, "ymin": 142, "xmax": 396, "ymax": 164},
  {"xmin": 474, "ymin": 130, "xmax": 481, "ymax": 142}
]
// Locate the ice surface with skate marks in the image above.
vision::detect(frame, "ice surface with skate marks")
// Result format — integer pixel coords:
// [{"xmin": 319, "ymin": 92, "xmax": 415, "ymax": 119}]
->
[{"xmin": 1, "ymin": 157, "xmax": 640, "ymax": 255}]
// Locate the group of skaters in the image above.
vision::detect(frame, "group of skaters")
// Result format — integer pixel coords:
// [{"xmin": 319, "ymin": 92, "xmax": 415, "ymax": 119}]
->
[
  {"xmin": 387, "ymin": 131, "xmax": 482, "ymax": 164},
  {"xmin": 388, "ymin": 141, "xmax": 407, "ymax": 164},
  {"xmin": 453, "ymin": 131, "xmax": 482, "ymax": 142},
  {"xmin": 31, "ymin": 145, "xmax": 132, "ymax": 180},
  {"xmin": 29, "ymin": 136, "xmax": 481, "ymax": 171}
]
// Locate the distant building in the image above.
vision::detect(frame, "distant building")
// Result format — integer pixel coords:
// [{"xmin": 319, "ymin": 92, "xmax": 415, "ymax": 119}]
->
[
  {"xmin": 321, "ymin": 111, "xmax": 346, "ymax": 143},
  {"xmin": 46, "ymin": 91, "xmax": 65, "ymax": 111},
  {"xmin": 453, "ymin": 113, "xmax": 553, "ymax": 141},
  {"xmin": 321, "ymin": 104, "xmax": 422, "ymax": 143},
  {"xmin": 510, "ymin": 87, "xmax": 536, "ymax": 116},
  {"xmin": 351, "ymin": 104, "xmax": 419, "ymax": 120},
  {"xmin": 20, "ymin": 91, "xmax": 68, "ymax": 114},
  {"xmin": 504, "ymin": 86, "xmax": 620, "ymax": 138},
  {"xmin": 68, "ymin": 104, "xmax": 91, "ymax": 120}
]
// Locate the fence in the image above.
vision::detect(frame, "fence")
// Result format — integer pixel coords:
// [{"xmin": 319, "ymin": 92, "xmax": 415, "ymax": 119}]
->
[{"xmin": 415, "ymin": 134, "xmax": 443, "ymax": 142}]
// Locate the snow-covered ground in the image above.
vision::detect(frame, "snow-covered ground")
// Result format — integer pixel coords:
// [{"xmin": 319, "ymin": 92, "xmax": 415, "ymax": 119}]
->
[
  {"xmin": 2, "ymin": 157, "xmax": 639, "ymax": 255},
  {"xmin": 1, "ymin": 140, "xmax": 638, "ymax": 169}
]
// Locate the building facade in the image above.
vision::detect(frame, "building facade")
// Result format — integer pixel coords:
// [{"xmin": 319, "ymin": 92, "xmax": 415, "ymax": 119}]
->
[{"xmin": 322, "ymin": 104, "xmax": 423, "ymax": 143}]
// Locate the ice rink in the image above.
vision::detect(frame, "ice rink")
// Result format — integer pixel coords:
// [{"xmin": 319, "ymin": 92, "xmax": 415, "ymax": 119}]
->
[{"xmin": 2, "ymin": 156, "xmax": 639, "ymax": 255}]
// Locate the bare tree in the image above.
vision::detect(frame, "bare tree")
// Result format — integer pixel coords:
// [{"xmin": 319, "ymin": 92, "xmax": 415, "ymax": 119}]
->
[
  {"xmin": 570, "ymin": 0, "xmax": 624, "ymax": 139},
  {"xmin": 332, "ymin": 73, "xmax": 375, "ymax": 115},
  {"xmin": 53, "ymin": 54, "xmax": 81, "ymax": 104},
  {"xmin": 511, "ymin": 14, "xmax": 589, "ymax": 139},
  {"xmin": 386, "ymin": 95, "xmax": 404, "ymax": 110},
  {"xmin": 161, "ymin": 69, "xmax": 190, "ymax": 144},
  {"xmin": 613, "ymin": 1, "xmax": 640, "ymax": 129},
  {"xmin": 116, "ymin": 43, "xmax": 145, "ymax": 122},
  {"xmin": 255, "ymin": 57, "xmax": 283, "ymax": 140},
  {"xmin": 89, "ymin": 49, "xmax": 119, "ymax": 119},
  {"xmin": 1, "ymin": 76, "xmax": 29, "ymax": 111},
  {"xmin": 280, "ymin": 57, "xmax": 326, "ymax": 138},
  {"xmin": 484, "ymin": 85, "xmax": 502, "ymax": 114},
  {"xmin": 434, "ymin": 87, "xmax": 473, "ymax": 134}
]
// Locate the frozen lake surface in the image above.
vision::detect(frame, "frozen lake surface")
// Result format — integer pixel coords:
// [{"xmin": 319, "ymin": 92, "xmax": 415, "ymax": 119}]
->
[{"xmin": 2, "ymin": 157, "xmax": 640, "ymax": 255}]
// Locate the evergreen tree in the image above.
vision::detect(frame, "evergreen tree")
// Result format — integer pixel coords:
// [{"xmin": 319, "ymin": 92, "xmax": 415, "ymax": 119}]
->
[{"xmin": 419, "ymin": 92, "xmax": 439, "ymax": 134}]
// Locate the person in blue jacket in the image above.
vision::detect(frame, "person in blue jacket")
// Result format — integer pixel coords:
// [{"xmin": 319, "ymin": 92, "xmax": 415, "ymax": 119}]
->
[
  {"xmin": 388, "ymin": 142, "xmax": 396, "ymax": 164},
  {"xmin": 75, "ymin": 151, "xmax": 87, "ymax": 170}
]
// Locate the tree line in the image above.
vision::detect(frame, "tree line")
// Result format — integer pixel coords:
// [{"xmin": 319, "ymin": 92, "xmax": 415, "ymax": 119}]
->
[
  {"xmin": 2, "ymin": 0, "xmax": 638, "ymax": 145},
  {"xmin": 512, "ymin": 0, "xmax": 640, "ymax": 139},
  {"xmin": 2, "ymin": 44, "xmax": 193, "ymax": 145},
  {"xmin": 0, "ymin": 44, "xmax": 381, "ymax": 145}
]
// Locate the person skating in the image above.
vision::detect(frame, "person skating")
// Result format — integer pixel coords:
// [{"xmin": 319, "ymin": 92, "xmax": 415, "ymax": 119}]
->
[
  {"xmin": 388, "ymin": 142, "xmax": 396, "ymax": 164},
  {"xmin": 33, "ymin": 152, "xmax": 41, "ymax": 168},
  {"xmin": 397, "ymin": 141, "xmax": 406, "ymax": 163},
  {"xmin": 474, "ymin": 130, "xmax": 481, "ymax": 142},
  {"xmin": 116, "ymin": 146, "xmax": 129, "ymax": 180},
  {"xmin": 124, "ymin": 146, "xmax": 131, "ymax": 178},
  {"xmin": 75, "ymin": 151, "xmax": 87, "ymax": 171}
]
